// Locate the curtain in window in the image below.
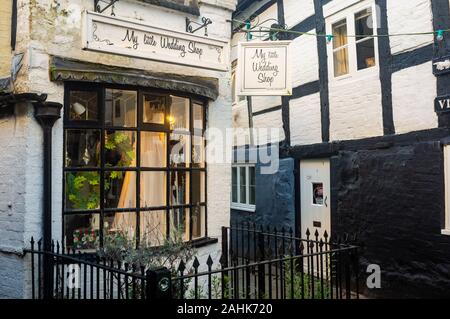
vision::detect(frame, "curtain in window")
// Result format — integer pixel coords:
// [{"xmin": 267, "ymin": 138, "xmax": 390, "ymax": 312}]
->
[{"xmin": 333, "ymin": 21, "xmax": 349, "ymax": 76}]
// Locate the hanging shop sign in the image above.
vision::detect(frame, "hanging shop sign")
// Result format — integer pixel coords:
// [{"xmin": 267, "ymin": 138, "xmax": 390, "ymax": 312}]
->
[
  {"xmin": 237, "ymin": 41, "xmax": 292, "ymax": 96},
  {"xmin": 435, "ymin": 94, "xmax": 450, "ymax": 113},
  {"xmin": 82, "ymin": 11, "xmax": 228, "ymax": 72}
]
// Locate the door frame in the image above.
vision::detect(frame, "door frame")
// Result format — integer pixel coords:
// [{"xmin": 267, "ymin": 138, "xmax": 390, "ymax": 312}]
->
[{"xmin": 294, "ymin": 157, "xmax": 335, "ymax": 243}]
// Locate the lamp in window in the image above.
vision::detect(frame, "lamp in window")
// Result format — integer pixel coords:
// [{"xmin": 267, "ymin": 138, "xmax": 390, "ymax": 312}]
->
[{"xmin": 71, "ymin": 102, "xmax": 86, "ymax": 117}]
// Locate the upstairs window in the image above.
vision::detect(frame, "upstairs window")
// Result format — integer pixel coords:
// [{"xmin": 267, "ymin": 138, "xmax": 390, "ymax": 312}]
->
[
  {"xmin": 332, "ymin": 19, "xmax": 349, "ymax": 77},
  {"xmin": 355, "ymin": 9, "xmax": 376, "ymax": 70},
  {"xmin": 328, "ymin": 2, "xmax": 378, "ymax": 78}
]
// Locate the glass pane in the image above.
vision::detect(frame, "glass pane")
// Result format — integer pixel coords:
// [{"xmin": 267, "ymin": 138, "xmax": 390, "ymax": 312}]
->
[
  {"xmin": 192, "ymin": 135, "xmax": 205, "ymax": 168},
  {"xmin": 69, "ymin": 91, "xmax": 98, "ymax": 121},
  {"xmin": 332, "ymin": 20, "xmax": 347, "ymax": 49},
  {"xmin": 141, "ymin": 132, "xmax": 167, "ymax": 167},
  {"xmin": 193, "ymin": 103, "xmax": 204, "ymax": 132},
  {"xmin": 105, "ymin": 89, "xmax": 137, "ymax": 127},
  {"xmin": 65, "ymin": 129, "xmax": 100, "ymax": 167},
  {"xmin": 355, "ymin": 9, "xmax": 373, "ymax": 41},
  {"xmin": 239, "ymin": 167, "xmax": 247, "ymax": 204},
  {"xmin": 191, "ymin": 170, "xmax": 205, "ymax": 204},
  {"xmin": 103, "ymin": 212, "xmax": 136, "ymax": 243},
  {"xmin": 333, "ymin": 48, "xmax": 349, "ymax": 77},
  {"xmin": 65, "ymin": 172, "xmax": 100, "ymax": 210},
  {"xmin": 170, "ymin": 171, "xmax": 190, "ymax": 205},
  {"xmin": 143, "ymin": 94, "xmax": 166, "ymax": 125},
  {"xmin": 232, "ymin": 167, "xmax": 237, "ymax": 203},
  {"xmin": 140, "ymin": 210, "xmax": 167, "ymax": 247},
  {"xmin": 170, "ymin": 96, "xmax": 190, "ymax": 133},
  {"xmin": 249, "ymin": 166, "xmax": 255, "ymax": 205},
  {"xmin": 140, "ymin": 171, "xmax": 166, "ymax": 207},
  {"xmin": 64, "ymin": 214, "xmax": 100, "ymax": 250},
  {"xmin": 356, "ymin": 38, "xmax": 376, "ymax": 70},
  {"xmin": 169, "ymin": 133, "xmax": 190, "ymax": 167},
  {"xmin": 104, "ymin": 171, "xmax": 136, "ymax": 209},
  {"xmin": 313, "ymin": 183, "xmax": 324, "ymax": 205},
  {"xmin": 105, "ymin": 131, "xmax": 136, "ymax": 168},
  {"xmin": 170, "ymin": 207, "xmax": 189, "ymax": 242},
  {"xmin": 191, "ymin": 205, "xmax": 205, "ymax": 239}
]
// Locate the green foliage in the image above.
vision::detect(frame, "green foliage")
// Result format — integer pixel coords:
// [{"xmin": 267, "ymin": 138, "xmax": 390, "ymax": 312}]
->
[
  {"xmin": 284, "ymin": 260, "xmax": 331, "ymax": 299},
  {"xmin": 66, "ymin": 132, "xmax": 134, "ymax": 210}
]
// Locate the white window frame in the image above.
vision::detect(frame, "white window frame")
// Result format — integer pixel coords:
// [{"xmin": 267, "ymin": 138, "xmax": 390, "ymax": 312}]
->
[
  {"xmin": 231, "ymin": 164, "xmax": 256, "ymax": 212},
  {"xmin": 326, "ymin": 0, "xmax": 379, "ymax": 81},
  {"xmin": 443, "ymin": 146, "xmax": 450, "ymax": 235}
]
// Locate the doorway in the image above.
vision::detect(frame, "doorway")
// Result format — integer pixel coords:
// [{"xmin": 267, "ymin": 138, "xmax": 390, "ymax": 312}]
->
[{"xmin": 300, "ymin": 159, "xmax": 331, "ymax": 240}]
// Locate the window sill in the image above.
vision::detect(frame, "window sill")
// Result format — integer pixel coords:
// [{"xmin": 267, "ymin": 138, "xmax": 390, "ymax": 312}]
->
[
  {"xmin": 231, "ymin": 204, "xmax": 256, "ymax": 213},
  {"xmin": 190, "ymin": 237, "xmax": 218, "ymax": 248},
  {"xmin": 441, "ymin": 229, "xmax": 450, "ymax": 236}
]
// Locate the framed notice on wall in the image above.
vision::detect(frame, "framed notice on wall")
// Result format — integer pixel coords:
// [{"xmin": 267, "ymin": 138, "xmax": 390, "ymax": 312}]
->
[{"xmin": 237, "ymin": 41, "xmax": 292, "ymax": 96}]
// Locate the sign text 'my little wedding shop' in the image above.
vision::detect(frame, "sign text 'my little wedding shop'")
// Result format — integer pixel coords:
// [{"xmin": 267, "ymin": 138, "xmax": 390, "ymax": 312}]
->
[
  {"xmin": 237, "ymin": 41, "xmax": 292, "ymax": 96},
  {"xmin": 82, "ymin": 11, "xmax": 228, "ymax": 72}
]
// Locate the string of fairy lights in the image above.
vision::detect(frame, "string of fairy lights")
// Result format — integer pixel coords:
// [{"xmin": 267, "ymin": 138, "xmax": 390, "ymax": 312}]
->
[{"xmin": 231, "ymin": 18, "xmax": 449, "ymax": 43}]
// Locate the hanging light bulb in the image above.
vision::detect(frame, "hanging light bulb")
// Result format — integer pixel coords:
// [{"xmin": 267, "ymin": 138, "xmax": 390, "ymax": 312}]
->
[
  {"xmin": 437, "ymin": 29, "xmax": 445, "ymax": 42},
  {"xmin": 326, "ymin": 34, "xmax": 334, "ymax": 44}
]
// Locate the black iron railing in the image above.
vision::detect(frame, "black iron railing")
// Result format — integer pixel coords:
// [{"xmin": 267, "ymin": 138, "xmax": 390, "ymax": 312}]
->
[
  {"xmin": 25, "ymin": 225, "xmax": 359, "ymax": 300},
  {"xmin": 172, "ymin": 225, "xmax": 359, "ymax": 299},
  {"xmin": 24, "ymin": 238, "xmax": 165, "ymax": 299}
]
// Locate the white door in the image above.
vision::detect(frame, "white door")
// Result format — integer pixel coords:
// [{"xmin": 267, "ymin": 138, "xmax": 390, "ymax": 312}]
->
[{"xmin": 300, "ymin": 159, "xmax": 331, "ymax": 240}]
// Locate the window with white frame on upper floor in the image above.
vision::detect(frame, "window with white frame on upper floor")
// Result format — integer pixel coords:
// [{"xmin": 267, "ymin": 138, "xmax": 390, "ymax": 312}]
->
[
  {"xmin": 231, "ymin": 164, "xmax": 256, "ymax": 212},
  {"xmin": 328, "ymin": 3, "xmax": 377, "ymax": 78}
]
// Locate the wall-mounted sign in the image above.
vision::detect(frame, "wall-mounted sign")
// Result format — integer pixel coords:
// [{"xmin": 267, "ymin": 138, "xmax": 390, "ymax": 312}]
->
[
  {"xmin": 433, "ymin": 55, "xmax": 450, "ymax": 76},
  {"xmin": 237, "ymin": 41, "xmax": 292, "ymax": 96},
  {"xmin": 82, "ymin": 11, "xmax": 228, "ymax": 72},
  {"xmin": 435, "ymin": 95, "xmax": 450, "ymax": 113}
]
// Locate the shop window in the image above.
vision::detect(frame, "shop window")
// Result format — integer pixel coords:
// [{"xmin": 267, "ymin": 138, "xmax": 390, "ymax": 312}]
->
[
  {"xmin": 231, "ymin": 164, "xmax": 256, "ymax": 212},
  {"xmin": 64, "ymin": 85, "xmax": 207, "ymax": 249},
  {"xmin": 327, "ymin": 2, "xmax": 378, "ymax": 78}
]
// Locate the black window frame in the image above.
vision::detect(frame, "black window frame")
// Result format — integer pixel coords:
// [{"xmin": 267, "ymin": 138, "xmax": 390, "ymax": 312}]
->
[{"xmin": 62, "ymin": 82, "xmax": 208, "ymax": 249}]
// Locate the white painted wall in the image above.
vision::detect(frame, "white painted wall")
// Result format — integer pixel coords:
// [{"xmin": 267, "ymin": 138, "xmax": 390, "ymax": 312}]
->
[
  {"xmin": 0, "ymin": 0, "xmax": 236, "ymax": 298},
  {"xmin": 392, "ymin": 62, "xmax": 438, "ymax": 134},
  {"xmin": 252, "ymin": 110, "xmax": 285, "ymax": 145},
  {"xmin": 290, "ymin": 93, "xmax": 322, "ymax": 146},
  {"xmin": 388, "ymin": 0, "xmax": 434, "ymax": 55},
  {"xmin": 291, "ymin": 33, "xmax": 319, "ymax": 87},
  {"xmin": 284, "ymin": 0, "xmax": 315, "ymax": 28}
]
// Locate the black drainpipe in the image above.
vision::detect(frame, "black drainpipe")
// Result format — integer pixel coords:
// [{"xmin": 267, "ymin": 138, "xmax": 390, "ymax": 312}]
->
[{"xmin": 33, "ymin": 101, "xmax": 62, "ymax": 299}]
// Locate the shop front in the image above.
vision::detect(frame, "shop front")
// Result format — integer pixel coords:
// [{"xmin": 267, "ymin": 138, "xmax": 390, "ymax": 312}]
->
[{"xmin": 0, "ymin": 0, "xmax": 236, "ymax": 298}]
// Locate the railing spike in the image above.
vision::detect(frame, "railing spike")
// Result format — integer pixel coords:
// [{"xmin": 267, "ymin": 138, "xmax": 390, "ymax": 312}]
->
[
  {"xmin": 193, "ymin": 257, "xmax": 200, "ymax": 269},
  {"xmin": 206, "ymin": 255, "xmax": 214, "ymax": 267}
]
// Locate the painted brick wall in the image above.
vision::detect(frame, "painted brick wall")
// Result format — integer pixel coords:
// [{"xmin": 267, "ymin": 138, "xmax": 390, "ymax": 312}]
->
[
  {"xmin": 329, "ymin": 72, "xmax": 384, "ymax": 141},
  {"xmin": 0, "ymin": 0, "xmax": 12, "ymax": 78},
  {"xmin": 388, "ymin": 0, "xmax": 434, "ymax": 55},
  {"xmin": 252, "ymin": 110, "xmax": 285, "ymax": 145},
  {"xmin": 289, "ymin": 93, "xmax": 322, "ymax": 145},
  {"xmin": 283, "ymin": 0, "xmax": 315, "ymax": 28},
  {"xmin": 392, "ymin": 62, "xmax": 438, "ymax": 134},
  {"xmin": 291, "ymin": 34, "xmax": 319, "ymax": 88}
]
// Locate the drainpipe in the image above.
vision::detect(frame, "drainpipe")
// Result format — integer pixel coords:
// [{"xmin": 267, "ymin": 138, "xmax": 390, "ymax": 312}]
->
[{"xmin": 34, "ymin": 101, "xmax": 62, "ymax": 299}]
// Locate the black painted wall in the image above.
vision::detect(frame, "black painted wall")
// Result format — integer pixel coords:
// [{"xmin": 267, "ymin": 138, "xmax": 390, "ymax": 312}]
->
[{"xmin": 331, "ymin": 141, "xmax": 450, "ymax": 298}]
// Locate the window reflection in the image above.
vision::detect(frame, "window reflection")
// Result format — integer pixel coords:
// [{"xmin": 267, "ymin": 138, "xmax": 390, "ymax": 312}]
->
[
  {"xmin": 104, "ymin": 171, "xmax": 136, "ymax": 209},
  {"xmin": 69, "ymin": 91, "xmax": 98, "ymax": 121},
  {"xmin": 65, "ymin": 171, "xmax": 100, "ymax": 210},
  {"xmin": 170, "ymin": 171, "xmax": 190, "ymax": 205},
  {"xmin": 105, "ymin": 131, "xmax": 136, "ymax": 167},
  {"xmin": 104, "ymin": 212, "xmax": 136, "ymax": 242},
  {"xmin": 140, "ymin": 171, "xmax": 166, "ymax": 207},
  {"xmin": 105, "ymin": 89, "xmax": 137, "ymax": 127},
  {"xmin": 170, "ymin": 96, "xmax": 190, "ymax": 132},
  {"xmin": 169, "ymin": 133, "xmax": 190, "ymax": 167},
  {"xmin": 140, "ymin": 210, "xmax": 167, "ymax": 246},
  {"xmin": 141, "ymin": 132, "xmax": 167, "ymax": 167},
  {"xmin": 64, "ymin": 214, "xmax": 100, "ymax": 250},
  {"xmin": 143, "ymin": 94, "xmax": 166, "ymax": 125},
  {"xmin": 65, "ymin": 129, "xmax": 100, "ymax": 167},
  {"xmin": 170, "ymin": 208, "xmax": 189, "ymax": 242}
]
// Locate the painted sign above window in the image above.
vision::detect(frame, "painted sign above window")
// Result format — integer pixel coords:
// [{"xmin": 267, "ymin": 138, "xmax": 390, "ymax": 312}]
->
[
  {"xmin": 435, "ymin": 95, "xmax": 450, "ymax": 113},
  {"xmin": 82, "ymin": 11, "xmax": 228, "ymax": 71},
  {"xmin": 237, "ymin": 41, "xmax": 292, "ymax": 96}
]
